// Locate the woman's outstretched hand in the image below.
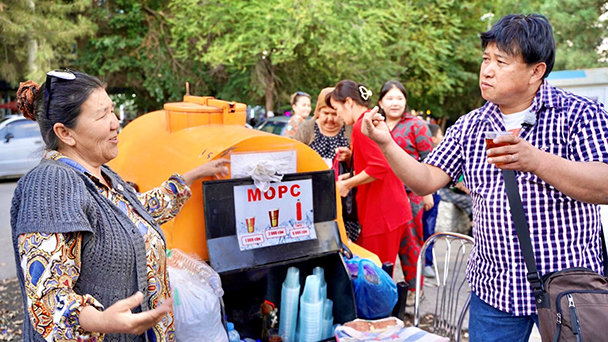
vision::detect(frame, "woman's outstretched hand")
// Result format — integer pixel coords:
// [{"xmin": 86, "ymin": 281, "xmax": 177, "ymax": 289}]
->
[
  {"xmin": 182, "ymin": 158, "xmax": 230, "ymax": 186},
  {"xmin": 361, "ymin": 106, "xmax": 392, "ymax": 147},
  {"xmin": 79, "ymin": 291, "xmax": 173, "ymax": 335}
]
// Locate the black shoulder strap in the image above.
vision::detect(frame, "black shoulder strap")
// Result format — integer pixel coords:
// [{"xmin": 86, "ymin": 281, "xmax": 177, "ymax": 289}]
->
[
  {"xmin": 349, "ymin": 145, "xmax": 355, "ymax": 177},
  {"xmin": 502, "ymin": 169, "xmax": 608, "ymax": 300},
  {"xmin": 501, "ymin": 170, "xmax": 545, "ymax": 299},
  {"xmin": 602, "ymin": 224, "xmax": 608, "ymax": 274}
]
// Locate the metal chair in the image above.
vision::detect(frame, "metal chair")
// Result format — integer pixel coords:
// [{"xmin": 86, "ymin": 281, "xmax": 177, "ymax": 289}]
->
[{"xmin": 414, "ymin": 232, "xmax": 474, "ymax": 342}]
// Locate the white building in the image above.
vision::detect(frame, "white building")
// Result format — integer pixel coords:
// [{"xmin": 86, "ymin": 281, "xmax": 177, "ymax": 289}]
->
[{"xmin": 547, "ymin": 67, "xmax": 608, "ymax": 106}]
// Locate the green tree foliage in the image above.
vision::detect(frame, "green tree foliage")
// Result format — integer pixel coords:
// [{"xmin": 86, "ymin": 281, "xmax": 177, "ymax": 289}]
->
[
  {"xmin": 486, "ymin": 0, "xmax": 608, "ymax": 70},
  {"xmin": 72, "ymin": 0, "xmax": 606, "ymax": 118},
  {"xmin": 169, "ymin": 0, "xmax": 488, "ymax": 117},
  {"xmin": 0, "ymin": 0, "xmax": 95, "ymax": 83},
  {"xmin": 75, "ymin": 0, "xmax": 211, "ymax": 113}
]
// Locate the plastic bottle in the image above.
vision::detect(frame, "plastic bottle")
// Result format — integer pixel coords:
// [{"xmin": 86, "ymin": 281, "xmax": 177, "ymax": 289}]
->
[{"xmin": 227, "ymin": 322, "xmax": 241, "ymax": 342}]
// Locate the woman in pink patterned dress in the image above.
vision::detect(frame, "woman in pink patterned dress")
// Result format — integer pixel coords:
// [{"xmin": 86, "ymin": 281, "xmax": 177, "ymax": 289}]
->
[{"xmin": 378, "ymin": 80, "xmax": 434, "ymax": 301}]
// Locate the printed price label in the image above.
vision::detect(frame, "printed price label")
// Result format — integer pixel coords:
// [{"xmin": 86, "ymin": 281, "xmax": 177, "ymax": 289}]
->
[
  {"xmin": 241, "ymin": 234, "xmax": 265, "ymax": 246},
  {"xmin": 265, "ymin": 228, "xmax": 287, "ymax": 239}
]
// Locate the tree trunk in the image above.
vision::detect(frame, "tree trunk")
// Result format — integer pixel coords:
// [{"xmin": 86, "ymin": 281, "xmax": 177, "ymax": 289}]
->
[
  {"xmin": 262, "ymin": 57, "xmax": 275, "ymax": 114},
  {"xmin": 26, "ymin": 0, "xmax": 38, "ymax": 77},
  {"xmin": 265, "ymin": 80, "xmax": 274, "ymax": 113}
]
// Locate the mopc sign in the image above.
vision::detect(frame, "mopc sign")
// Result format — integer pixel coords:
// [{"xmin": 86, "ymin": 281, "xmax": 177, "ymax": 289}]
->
[{"xmin": 233, "ymin": 179, "xmax": 316, "ymax": 251}]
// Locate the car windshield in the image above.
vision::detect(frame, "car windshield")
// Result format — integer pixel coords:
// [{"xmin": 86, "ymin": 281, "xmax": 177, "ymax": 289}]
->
[
  {"xmin": 0, "ymin": 116, "xmax": 14, "ymax": 125},
  {"xmin": 257, "ymin": 120, "xmax": 287, "ymax": 135}
]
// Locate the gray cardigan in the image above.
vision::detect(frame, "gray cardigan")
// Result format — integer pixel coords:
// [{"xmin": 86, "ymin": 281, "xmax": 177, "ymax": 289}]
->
[{"xmin": 11, "ymin": 158, "xmax": 163, "ymax": 342}]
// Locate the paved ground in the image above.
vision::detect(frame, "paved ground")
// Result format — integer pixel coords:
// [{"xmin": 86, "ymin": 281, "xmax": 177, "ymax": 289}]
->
[
  {"xmin": 0, "ymin": 180, "xmax": 20, "ymax": 342},
  {"xmin": 392, "ymin": 215, "xmax": 542, "ymax": 342},
  {"xmin": 0, "ymin": 180, "xmax": 17, "ymax": 281}
]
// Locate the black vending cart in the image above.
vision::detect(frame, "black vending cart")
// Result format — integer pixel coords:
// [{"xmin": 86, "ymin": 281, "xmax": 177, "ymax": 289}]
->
[{"xmin": 203, "ymin": 170, "xmax": 357, "ymax": 341}]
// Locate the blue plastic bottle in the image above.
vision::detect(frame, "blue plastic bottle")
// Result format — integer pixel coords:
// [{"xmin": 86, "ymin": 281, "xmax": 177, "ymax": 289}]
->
[{"xmin": 227, "ymin": 322, "xmax": 241, "ymax": 342}]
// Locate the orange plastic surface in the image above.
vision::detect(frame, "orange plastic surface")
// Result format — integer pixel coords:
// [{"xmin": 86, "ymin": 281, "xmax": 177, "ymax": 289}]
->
[{"xmin": 108, "ymin": 95, "xmax": 379, "ymax": 264}]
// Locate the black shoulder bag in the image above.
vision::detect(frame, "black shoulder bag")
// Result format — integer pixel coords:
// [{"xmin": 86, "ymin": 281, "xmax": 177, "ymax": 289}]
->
[
  {"xmin": 503, "ymin": 169, "xmax": 608, "ymax": 342},
  {"xmin": 341, "ymin": 150, "xmax": 358, "ymax": 223}
]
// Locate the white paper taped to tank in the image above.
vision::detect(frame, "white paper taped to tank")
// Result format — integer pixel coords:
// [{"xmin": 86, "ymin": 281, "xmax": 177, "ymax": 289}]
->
[{"xmin": 230, "ymin": 150, "xmax": 297, "ymax": 191}]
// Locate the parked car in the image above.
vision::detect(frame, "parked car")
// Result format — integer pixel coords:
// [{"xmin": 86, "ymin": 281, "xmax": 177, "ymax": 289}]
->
[
  {"xmin": 0, "ymin": 115, "xmax": 43, "ymax": 179},
  {"xmin": 254, "ymin": 116, "xmax": 290, "ymax": 136}
]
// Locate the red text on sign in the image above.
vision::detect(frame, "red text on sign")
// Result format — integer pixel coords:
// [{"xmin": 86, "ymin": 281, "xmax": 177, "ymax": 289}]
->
[
  {"xmin": 247, "ymin": 184, "xmax": 301, "ymax": 202},
  {"xmin": 241, "ymin": 234, "xmax": 264, "ymax": 246},
  {"xmin": 290, "ymin": 227, "xmax": 310, "ymax": 238},
  {"xmin": 265, "ymin": 228, "xmax": 287, "ymax": 239}
]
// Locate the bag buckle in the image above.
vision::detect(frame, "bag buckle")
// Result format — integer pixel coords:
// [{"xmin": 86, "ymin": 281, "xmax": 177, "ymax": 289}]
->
[
  {"xmin": 527, "ymin": 271, "xmax": 546, "ymax": 304},
  {"xmin": 527, "ymin": 271, "xmax": 544, "ymax": 290}
]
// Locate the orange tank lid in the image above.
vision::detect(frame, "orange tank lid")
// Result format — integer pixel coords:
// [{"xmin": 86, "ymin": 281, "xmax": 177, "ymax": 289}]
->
[{"xmin": 163, "ymin": 101, "xmax": 220, "ymax": 113}]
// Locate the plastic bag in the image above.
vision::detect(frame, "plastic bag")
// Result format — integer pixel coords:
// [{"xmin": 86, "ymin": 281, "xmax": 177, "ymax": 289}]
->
[
  {"xmin": 344, "ymin": 257, "xmax": 397, "ymax": 319},
  {"xmin": 167, "ymin": 249, "xmax": 228, "ymax": 342}
]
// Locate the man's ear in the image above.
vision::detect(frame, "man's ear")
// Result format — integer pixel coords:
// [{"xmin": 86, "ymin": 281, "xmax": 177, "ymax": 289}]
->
[
  {"xmin": 529, "ymin": 62, "xmax": 547, "ymax": 85},
  {"xmin": 53, "ymin": 123, "xmax": 76, "ymax": 147}
]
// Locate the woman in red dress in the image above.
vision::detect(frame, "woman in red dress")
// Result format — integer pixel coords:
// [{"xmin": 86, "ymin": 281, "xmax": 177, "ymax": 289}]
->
[
  {"xmin": 328, "ymin": 80, "xmax": 412, "ymax": 267},
  {"xmin": 378, "ymin": 80, "xmax": 434, "ymax": 296}
]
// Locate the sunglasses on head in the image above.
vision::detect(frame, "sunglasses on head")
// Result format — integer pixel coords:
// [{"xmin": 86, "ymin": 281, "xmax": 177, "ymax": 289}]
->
[
  {"xmin": 296, "ymin": 91, "xmax": 310, "ymax": 97},
  {"xmin": 45, "ymin": 69, "xmax": 76, "ymax": 120}
]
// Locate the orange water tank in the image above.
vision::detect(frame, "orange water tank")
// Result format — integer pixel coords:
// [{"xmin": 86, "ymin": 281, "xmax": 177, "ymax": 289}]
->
[{"xmin": 108, "ymin": 95, "xmax": 378, "ymax": 264}]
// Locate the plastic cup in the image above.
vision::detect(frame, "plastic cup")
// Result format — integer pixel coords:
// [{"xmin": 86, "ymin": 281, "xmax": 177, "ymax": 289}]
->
[
  {"xmin": 323, "ymin": 299, "xmax": 333, "ymax": 319},
  {"xmin": 284, "ymin": 267, "xmax": 300, "ymax": 289},
  {"xmin": 301, "ymin": 275, "xmax": 321, "ymax": 303},
  {"xmin": 485, "ymin": 131, "xmax": 513, "ymax": 164},
  {"xmin": 313, "ymin": 267, "xmax": 327, "ymax": 300},
  {"xmin": 484, "ymin": 131, "xmax": 513, "ymax": 150}
]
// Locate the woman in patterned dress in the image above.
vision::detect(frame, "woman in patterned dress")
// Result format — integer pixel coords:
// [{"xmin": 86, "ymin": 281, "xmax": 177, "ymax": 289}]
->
[
  {"xmin": 378, "ymin": 80, "xmax": 434, "ymax": 299},
  {"xmin": 12, "ymin": 70, "xmax": 228, "ymax": 342}
]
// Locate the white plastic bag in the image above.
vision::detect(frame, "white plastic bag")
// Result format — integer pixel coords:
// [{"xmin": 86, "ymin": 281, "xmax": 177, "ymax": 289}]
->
[{"xmin": 168, "ymin": 249, "xmax": 228, "ymax": 342}]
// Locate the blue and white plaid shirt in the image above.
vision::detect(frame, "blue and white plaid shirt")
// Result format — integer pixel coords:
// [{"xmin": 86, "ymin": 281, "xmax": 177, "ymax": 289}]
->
[{"xmin": 425, "ymin": 81, "xmax": 608, "ymax": 316}]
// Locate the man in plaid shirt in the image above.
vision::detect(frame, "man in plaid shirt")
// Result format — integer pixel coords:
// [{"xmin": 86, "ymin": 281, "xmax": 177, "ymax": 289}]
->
[{"xmin": 362, "ymin": 13, "xmax": 608, "ymax": 342}]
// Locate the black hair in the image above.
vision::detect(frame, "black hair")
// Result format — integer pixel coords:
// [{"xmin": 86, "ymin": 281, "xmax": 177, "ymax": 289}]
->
[
  {"xmin": 377, "ymin": 80, "xmax": 408, "ymax": 118},
  {"xmin": 480, "ymin": 13, "xmax": 555, "ymax": 78},
  {"xmin": 428, "ymin": 123, "xmax": 441, "ymax": 137},
  {"xmin": 325, "ymin": 80, "xmax": 371, "ymax": 109},
  {"xmin": 34, "ymin": 71, "xmax": 105, "ymax": 150}
]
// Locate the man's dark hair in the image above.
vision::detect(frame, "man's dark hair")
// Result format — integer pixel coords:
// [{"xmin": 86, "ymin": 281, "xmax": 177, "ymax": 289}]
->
[
  {"xmin": 428, "ymin": 123, "xmax": 441, "ymax": 138},
  {"xmin": 480, "ymin": 13, "xmax": 555, "ymax": 78}
]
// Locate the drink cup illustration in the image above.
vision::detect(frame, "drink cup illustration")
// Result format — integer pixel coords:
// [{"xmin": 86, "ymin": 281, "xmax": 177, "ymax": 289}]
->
[
  {"xmin": 269, "ymin": 209, "xmax": 279, "ymax": 228},
  {"xmin": 246, "ymin": 217, "xmax": 255, "ymax": 233}
]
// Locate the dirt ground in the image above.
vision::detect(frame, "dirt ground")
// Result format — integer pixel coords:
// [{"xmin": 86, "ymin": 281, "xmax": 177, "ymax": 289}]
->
[{"xmin": 0, "ymin": 278, "xmax": 22, "ymax": 342}]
